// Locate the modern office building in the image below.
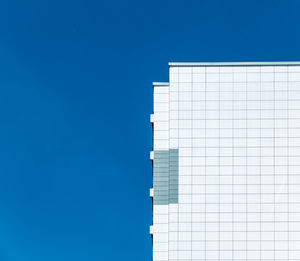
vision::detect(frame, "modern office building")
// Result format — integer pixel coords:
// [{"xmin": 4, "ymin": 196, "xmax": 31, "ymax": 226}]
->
[{"xmin": 150, "ymin": 62, "xmax": 300, "ymax": 261}]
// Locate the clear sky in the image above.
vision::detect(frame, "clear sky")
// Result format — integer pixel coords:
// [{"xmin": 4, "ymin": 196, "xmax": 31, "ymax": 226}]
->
[{"xmin": 0, "ymin": 0, "xmax": 300, "ymax": 260}]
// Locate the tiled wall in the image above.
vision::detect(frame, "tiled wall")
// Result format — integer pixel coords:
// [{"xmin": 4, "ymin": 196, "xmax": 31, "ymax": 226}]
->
[{"xmin": 152, "ymin": 64, "xmax": 300, "ymax": 261}]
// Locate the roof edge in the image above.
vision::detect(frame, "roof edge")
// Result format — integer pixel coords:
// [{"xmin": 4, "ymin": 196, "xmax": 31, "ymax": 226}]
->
[
  {"xmin": 153, "ymin": 82, "xmax": 169, "ymax": 86},
  {"xmin": 169, "ymin": 61, "xmax": 300, "ymax": 67}
]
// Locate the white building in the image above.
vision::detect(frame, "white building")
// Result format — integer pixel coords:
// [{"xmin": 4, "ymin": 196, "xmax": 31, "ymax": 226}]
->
[{"xmin": 150, "ymin": 62, "xmax": 300, "ymax": 261}]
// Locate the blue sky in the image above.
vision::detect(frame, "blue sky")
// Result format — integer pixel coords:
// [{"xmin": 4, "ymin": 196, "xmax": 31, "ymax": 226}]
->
[{"xmin": 0, "ymin": 0, "xmax": 300, "ymax": 260}]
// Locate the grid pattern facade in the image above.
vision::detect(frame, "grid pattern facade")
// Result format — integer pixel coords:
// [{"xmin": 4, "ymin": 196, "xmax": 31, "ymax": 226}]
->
[{"xmin": 151, "ymin": 62, "xmax": 300, "ymax": 261}]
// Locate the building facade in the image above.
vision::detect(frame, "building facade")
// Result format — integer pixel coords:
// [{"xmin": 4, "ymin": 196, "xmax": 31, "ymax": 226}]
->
[{"xmin": 150, "ymin": 62, "xmax": 300, "ymax": 261}]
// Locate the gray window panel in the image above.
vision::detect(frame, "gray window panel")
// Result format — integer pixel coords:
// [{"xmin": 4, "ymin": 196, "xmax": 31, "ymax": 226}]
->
[
  {"xmin": 154, "ymin": 171, "xmax": 169, "ymax": 176},
  {"xmin": 155, "ymin": 187, "xmax": 168, "ymax": 192},
  {"xmin": 154, "ymin": 192, "xmax": 168, "ymax": 198},
  {"xmin": 154, "ymin": 153, "xmax": 169, "ymax": 157},
  {"xmin": 154, "ymin": 162, "xmax": 168, "ymax": 166},
  {"xmin": 153, "ymin": 182, "xmax": 169, "ymax": 187},
  {"xmin": 170, "ymin": 151, "xmax": 178, "ymax": 157},
  {"xmin": 153, "ymin": 184, "xmax": 169, "ymax": 189},
  {"xmin": 154, "ymin": 154, "xmax": 169, "ymax": 160},
  {"xmin": 154, "ymin": 189, "xmax": 168, "ymax": 193},
  {"xmin": 154, "ymin": 157, "xmax": 169, "ymax": 160},
  {"xmin": 154, "ymin": 191, "xmax": 168, "ymax": 196},
  {"xmin": 154, "ymin": 174, "xmax": 169, "ymax": 179},
  {"xmin": 154, "ymin": 161, "xmax": 169, "ymax": 165},
  {"xmin": 153, "ymin": 170, "xmax": 168, "ymax": 174},
  {"xmin": 153, "ymin": 149, "xmax": 179, "ymax": 205},
  {"xmin": 154, "ymin": 200, "xmax": 168, "ymax": 203},
  {"xmin": 154, "ymin": 151, "xmax": 169, "ymax": 154},
  {"xmin": 169, "ymin": 149, "xmax": 179, "ymax": 204},
  {"xmin": 153, "ymin": 178, "xmax": 169, "ymax": 183},
  {"xmin": 154, "ymin": 175, "xmax": 169, "ymax": 179},
  {"xmin": 154, "ymin": 157, "xmax": 168, "ymax": 160},
  {"xmin": 169, "ymin": 188, "xmax": 178, "ymax": 193},
  {"xmin": 153, "ymin": 167, "xmax": 169, "ymax": 172}
]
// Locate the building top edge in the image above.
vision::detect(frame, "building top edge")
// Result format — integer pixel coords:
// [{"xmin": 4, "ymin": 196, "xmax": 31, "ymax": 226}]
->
[
  {"xmin": 153, "ymin": 82, "xmax": 169, "ymax": 86},
  {"xmin": 169, "ymin": 61, "xmax": 300, "ymax": 67}
]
